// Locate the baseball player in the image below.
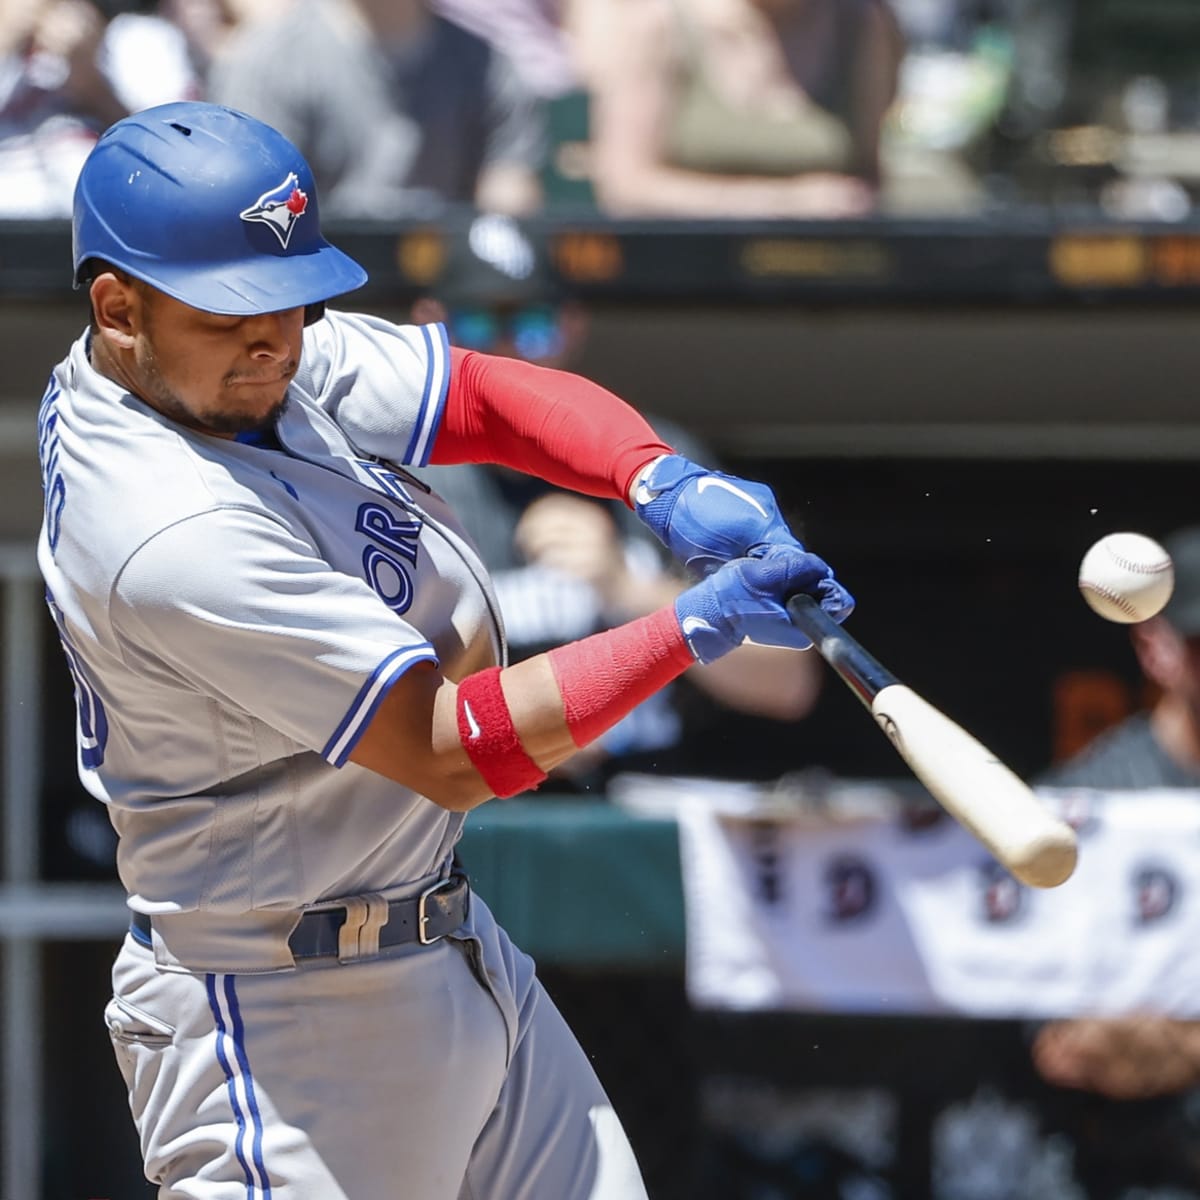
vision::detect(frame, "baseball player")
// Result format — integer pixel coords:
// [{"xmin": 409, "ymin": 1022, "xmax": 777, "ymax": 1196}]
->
[{"xmin": 38, "ymin": 101, "xmax": 854, "ymax": 1199}]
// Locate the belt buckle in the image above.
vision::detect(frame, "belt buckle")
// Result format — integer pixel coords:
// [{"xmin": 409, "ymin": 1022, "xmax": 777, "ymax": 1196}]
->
[{"xmin": 417, "ymin": 878, "xmax": 459, "ymax": 945}]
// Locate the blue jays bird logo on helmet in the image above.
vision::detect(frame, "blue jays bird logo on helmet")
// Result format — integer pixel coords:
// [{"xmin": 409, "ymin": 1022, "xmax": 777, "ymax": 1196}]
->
[{"xmin": 239, "ymin": 173, "xmax": 310, "ymax": 249}]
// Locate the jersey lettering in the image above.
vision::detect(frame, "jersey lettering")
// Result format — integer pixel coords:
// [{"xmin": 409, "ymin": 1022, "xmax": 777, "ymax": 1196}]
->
[
  {"xmin": 361, "ymin": 545, "xmax": 415, "ymax": 613},
  {"xmin": 46, "ymin": 588, "xmax": 108, "ymax": 769},
  {"xmin": 356, "ymin": 504, "xmax": 420, "ymax": 564},
  {"xmin": 355, "ymin": 502, "xmax": 422, "ymax": 614},
  {"xmin": 37, "ymin": 378, "xmax": 66, "ymax": 552},
  {"xmin": 357, "ymin": 461, "xmax": 417, "ymax": 504}
]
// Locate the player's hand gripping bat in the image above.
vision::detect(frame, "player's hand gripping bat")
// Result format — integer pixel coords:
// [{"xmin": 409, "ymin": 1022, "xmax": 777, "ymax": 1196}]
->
[{"xmin": 786, "ymin": 594, "xmax": 1077, "ymax": 888}]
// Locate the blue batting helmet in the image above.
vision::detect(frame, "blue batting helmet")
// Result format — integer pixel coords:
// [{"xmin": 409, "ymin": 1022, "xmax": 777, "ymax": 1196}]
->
[{"xmin": 72, "ymin": 102, "xmax": 367, "ymax": 315}]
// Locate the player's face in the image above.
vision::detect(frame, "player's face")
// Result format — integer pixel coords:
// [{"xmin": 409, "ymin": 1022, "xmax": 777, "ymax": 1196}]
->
[{"xmin": 113, "ymin": 283, "xmax": 305, "ymax": 437}]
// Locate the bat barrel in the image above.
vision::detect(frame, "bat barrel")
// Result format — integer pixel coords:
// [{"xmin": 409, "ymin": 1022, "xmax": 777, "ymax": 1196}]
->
[
  {"xmin": 872, "ymin": 683, "xmax": 1079, "ymax": 888},
  {"xmin": 785, "ymin": 597, "xmax": 1079, "ymax": 890},
  {"xmin": 786, "ymin": 593, "xmax": 898, "ymax": 705}
]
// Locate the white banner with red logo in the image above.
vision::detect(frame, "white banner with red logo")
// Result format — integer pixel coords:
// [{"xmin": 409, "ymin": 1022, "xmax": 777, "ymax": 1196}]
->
[{"xmin": 613, "ymin": 777, "xmax": 1200, "ymax": 1018}]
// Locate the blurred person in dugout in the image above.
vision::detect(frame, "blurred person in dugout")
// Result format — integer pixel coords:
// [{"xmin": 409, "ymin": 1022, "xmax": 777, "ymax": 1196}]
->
[
  {"xmin": 208, "ymin": 0, "xmax": 546, "ymax": 218},
  {"xmin": 412, "ymin": 214, "xmax": 824, "ymax": 792},
  {"xmin": 577, "ymin": 0, "xmax": 905, "ymax": 218},
  {"xmin": 0, "ymin": 0, "xmax": 250, "ymax": 217},
  {"xmin": 1034, "ymin": 525, "xmax": 1200, "ymax": 1198}
]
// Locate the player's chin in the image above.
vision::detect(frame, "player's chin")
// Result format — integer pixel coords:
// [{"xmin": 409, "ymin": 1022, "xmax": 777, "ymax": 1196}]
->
[{"xmin": 206, "ymin": 392, "xmax": 290, "ymax": 435}]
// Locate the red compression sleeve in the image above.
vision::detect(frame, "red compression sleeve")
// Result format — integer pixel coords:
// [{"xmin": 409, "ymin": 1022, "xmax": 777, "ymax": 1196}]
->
[
  {"xmin": 432, "ymin": 347, "xmax": 673, "ymax": 505},
  {"xmin": 548, "ymin": 607, "xmax": 695, "ymax": 748}
]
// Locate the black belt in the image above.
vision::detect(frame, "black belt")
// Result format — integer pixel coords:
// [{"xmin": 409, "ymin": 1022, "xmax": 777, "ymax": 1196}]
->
[{"xmin": 129, "ymin": 873, "xmax": 470, "ymax": 962}]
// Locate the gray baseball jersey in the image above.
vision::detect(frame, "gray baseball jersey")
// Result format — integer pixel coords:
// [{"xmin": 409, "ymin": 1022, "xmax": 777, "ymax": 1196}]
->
[
  {"xmin": 41, "ymin": 310, "xmax": 649, "ymax": 1198},
  {"xmin": 39, "ymin": 311, "xmax": 501, "ymax": 958}
]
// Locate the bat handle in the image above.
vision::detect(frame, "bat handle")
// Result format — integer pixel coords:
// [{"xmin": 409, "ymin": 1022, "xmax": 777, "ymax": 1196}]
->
[
  {"xmin": 785, "ymin": 593, "xmax": 899, "ymax": 705},
  {"xmin": 785, "ymin": 591, "xmax": 842, "ymax": 643}
]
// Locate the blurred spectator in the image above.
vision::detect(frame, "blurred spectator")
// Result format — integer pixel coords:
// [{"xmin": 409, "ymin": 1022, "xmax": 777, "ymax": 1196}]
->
[
  {"xmin": 423, "ymin": 0, "xmax": 596, "ymax": 206},
  {"xmin": 99, "ymin": 3, "xmax": 203, "ymax": 114},
  {"xmin": 209, "ymin": 0, "xmax": 546, "ymax": 218},
  {"xmin": 993, "ymin": 0, "xmax": 1200, "ymax": 217},
  {"xmin": 414, "ymin": 214, "xmax": 824, "ymax": 789},
  {"xmin": 0, "ymin": 0, "xmax": 127, "ymax": 216},
  {"xmin": 0, "ymin": 0, "xmax": 228, "ymax": 218},
  {"xmin": 579, "ymin": 0, "xmax": 904, "ymax": 219},
  {"xmin": 1032, "ymin": 524, "xmax": 1200, "ymax": 1198},
  {"xmin": 881, "ymin": 0, "xmax": 1013, "ymax": 214},
  {"xmin": 110, "ymin": 0, "xmax": 269, "ymax": 100},
  {"xmin": 159, "ymin": 0, "xmax": 268, "ymax": 77},
  {"xmin": 428, "ymin": 0, "xmax": 577, "ymax": 100}
]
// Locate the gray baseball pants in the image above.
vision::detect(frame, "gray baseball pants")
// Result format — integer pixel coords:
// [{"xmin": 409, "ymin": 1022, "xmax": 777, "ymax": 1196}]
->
[{"xmin": 105, "ymin": 893, "xmax": 648, "ymax": 1199}]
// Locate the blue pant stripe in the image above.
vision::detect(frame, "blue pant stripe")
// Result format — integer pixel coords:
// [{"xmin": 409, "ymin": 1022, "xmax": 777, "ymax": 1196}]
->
[
  {"xmin": 224, "ymin": 975, "xmax": 273, "ymax": 1199},
  {"xmin": 206, "ymin": 974, "xmax": 258, "ymax": 1198}
]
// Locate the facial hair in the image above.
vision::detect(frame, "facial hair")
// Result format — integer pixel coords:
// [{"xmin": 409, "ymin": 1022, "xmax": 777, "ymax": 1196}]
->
[{"xmin": 137, "ymin": 341, "xmax": 294, "ymax": 435}]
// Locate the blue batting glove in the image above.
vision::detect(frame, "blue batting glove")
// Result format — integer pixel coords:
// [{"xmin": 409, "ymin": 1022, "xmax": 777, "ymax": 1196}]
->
[
  {"xmin": 634, "ymin": 454, "xmax": 804, "ymax": 576},
  {"xmin": 674, "ymin": 545, "xmax": 855, "ymax": 664}
]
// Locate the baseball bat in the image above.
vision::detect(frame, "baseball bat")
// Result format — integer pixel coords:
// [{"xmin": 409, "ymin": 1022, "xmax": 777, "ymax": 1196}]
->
[{"xmin": 786, "ymin": 594, "xmax": 1077, "ymax": 888}]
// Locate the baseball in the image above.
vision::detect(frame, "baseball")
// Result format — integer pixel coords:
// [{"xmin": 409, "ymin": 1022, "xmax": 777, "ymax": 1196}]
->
[{"xmin": 1078, "ymin": 532, "xmax": 1174, "ymax": 624}]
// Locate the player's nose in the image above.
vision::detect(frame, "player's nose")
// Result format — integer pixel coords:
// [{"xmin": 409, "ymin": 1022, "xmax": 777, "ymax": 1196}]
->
[{"xmin": 244, "ymin": 309, "xmax": 302, "ymax": 360}]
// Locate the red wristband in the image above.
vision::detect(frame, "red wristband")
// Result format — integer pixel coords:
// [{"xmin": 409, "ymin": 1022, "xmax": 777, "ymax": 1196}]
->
[
  {"xmin": 548, "ymin": 607, "xmax": 695, "ymax": 748},
  {"xmin": 456, "ymin": 667, "xmax": 548, "ymax": 798}
]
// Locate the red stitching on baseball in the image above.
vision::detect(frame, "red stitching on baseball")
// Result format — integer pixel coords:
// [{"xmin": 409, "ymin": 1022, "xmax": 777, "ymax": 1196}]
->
[
  {"xmin": 1106, "ymin": 553, "xmax": 1171, "ymax": 575},
  {"xmin": 1080, "ymin": 583, "xmax": 1139, "ymax": 616}
]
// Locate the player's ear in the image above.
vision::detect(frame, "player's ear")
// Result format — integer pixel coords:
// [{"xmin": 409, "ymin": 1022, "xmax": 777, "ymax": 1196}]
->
[{"xmin": 89, "ymin": 272, "xmax": 140, "ymax": 349}]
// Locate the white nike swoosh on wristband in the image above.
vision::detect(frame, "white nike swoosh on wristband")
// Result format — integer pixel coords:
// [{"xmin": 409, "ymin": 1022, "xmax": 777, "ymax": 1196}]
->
[
  {"xmin": 695, "ymin": 476, "xmax": 769, "ymax": 517},
  {"xmin": 680, "ymin": 615, "xmax": 717, "ymax": 639},
  {"xmin": 463, "ymin": 700, "xmax": 482, "ymax": 740}
]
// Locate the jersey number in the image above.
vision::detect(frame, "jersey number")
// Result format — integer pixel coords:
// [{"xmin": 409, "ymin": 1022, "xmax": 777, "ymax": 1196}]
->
[{"xmin": 46, "ymin": 590, "xmax": 108, "ymax": 770}]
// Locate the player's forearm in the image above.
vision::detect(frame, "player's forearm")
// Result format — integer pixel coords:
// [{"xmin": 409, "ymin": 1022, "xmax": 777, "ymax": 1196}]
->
[
  {"xmin": 427, "ymin": 657, "xmax": 580, "ymax": 811},
  {"xmin": 354, "ymin": 609, "xmax": 695, "ymax": 810},
  {"xmin": 356, "ymin": 550, "xmax": 841, "ymax": 807},
  {"xmin": 453, "ymin": 551, "xmax": 838, "ymax": 800},
  {"xmin": 432, "ymin": 348, "xmax": 672, "ymax": 505},
  {"xmin": 595, "ymin": 567, "xmax": 823, "ymax": 720},
  {"xmin": 451, "ymin": 608, "xmax": 696, "ymax": 805},
  {"xmin": 460, "ymin": 656, "xmax": 583, "ymax": 788}
]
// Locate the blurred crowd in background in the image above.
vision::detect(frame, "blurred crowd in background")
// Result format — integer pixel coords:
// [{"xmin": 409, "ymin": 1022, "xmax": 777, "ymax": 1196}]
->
[
  {"xmin": 5, "ymin": 0, "xmax": 1200, "ymax": 223},
  {"xmin": 10, "ymin": 4, "xmax": 1200, "ymax": 1200}
]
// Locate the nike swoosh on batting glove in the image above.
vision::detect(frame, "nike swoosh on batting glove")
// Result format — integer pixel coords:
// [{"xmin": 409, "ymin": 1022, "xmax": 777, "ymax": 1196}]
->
[
  {"xmin": 635, "ymin": 454, "xmax": 806, "ymax": 576},
  {"xmin": 674, "ymin": 545, "xmax": 855, "ymax": 663}
]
